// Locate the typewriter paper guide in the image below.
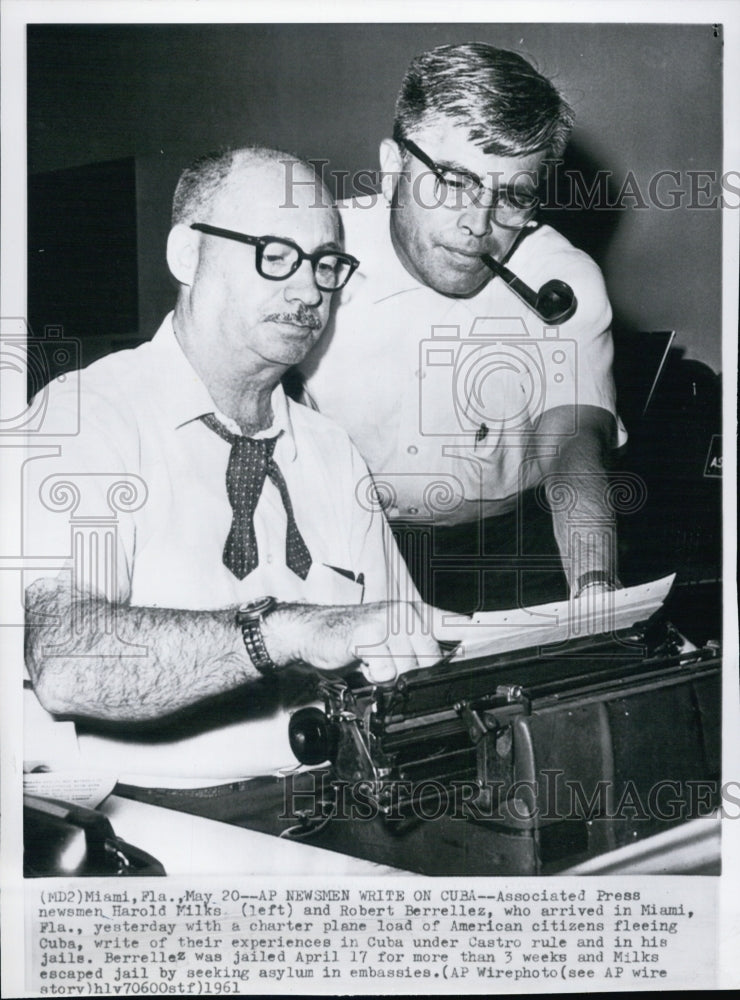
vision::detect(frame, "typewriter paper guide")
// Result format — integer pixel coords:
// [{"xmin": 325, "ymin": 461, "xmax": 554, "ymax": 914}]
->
[{"xmin": 434, "ymin": 573, "xmax": 677, "ymax": 661}]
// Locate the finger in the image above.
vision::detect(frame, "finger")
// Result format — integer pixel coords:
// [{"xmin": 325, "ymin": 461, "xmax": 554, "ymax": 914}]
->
[
  {"xmin": 351, "ymin": 618, "xmax": 390, "ymax": 662},
  {"xmin": 353, "ymin": 606, "xmax": 439, "ymax": 677},
  {"xmin": 388, "ymin": 644, "xmax": 420, "ymax": 676},
  {"xmin": 358, "ymin": 644, "xmax": 397, "ymax": 685},
  {"xmin": 386, "ymin": 627, "xmax": 436, "ymax": 675},
  {"xmin": 404, "ymin": 603, "xmax": 445, "ymax": 665},
  {"xmin": 368, "ymin": 627, "xmax": 419, "ymax": 680}
]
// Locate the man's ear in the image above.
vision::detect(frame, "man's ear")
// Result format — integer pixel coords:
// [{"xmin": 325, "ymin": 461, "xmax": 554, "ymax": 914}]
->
[
  {"xmin": 166, "ymin": 223, "xmax": 200, "ymax": 285},
  {"xmin": 379, "ymin": 138, "xmax": 404, "ymax": 204}
]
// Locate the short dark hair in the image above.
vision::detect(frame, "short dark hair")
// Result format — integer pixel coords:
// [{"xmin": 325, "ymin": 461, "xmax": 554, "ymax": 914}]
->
[{"xmin": 393, "ymin": 42, "xmax": 575, "ymax": 159}]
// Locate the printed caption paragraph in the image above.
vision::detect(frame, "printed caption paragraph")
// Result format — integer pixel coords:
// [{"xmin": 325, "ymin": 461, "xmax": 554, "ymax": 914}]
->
[{"xmin": 26, "ymin": 878, "xmax": 717, "ymax": 994}]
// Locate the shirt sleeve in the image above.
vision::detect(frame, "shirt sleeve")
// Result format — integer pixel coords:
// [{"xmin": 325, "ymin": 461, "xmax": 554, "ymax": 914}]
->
[
  {"xmin": 23, "ymin": 377, "xmax": 142, "ymax": 603},
  {"xmin": 516, "ymin": 231, "xmax": 627, "ymax": 446}
]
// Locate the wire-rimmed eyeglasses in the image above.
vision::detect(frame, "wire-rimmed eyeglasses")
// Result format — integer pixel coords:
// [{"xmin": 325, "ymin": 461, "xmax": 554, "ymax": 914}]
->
[{"xmin": 398, "ymin": 137, "xmax": 540, "ymax": 229}]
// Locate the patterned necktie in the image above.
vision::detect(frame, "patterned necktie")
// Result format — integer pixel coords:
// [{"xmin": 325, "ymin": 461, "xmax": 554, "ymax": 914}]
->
[{"xmin": 201, "ymin": 413, "xmax": 312, "ymax": 580}]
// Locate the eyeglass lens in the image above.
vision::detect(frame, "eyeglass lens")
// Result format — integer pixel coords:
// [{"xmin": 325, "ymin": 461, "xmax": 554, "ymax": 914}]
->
[
  {"xmin": 434, "ymin": 171, "xmax": 537, "ymax": 225},
  {"xmin": 259, "ymin": 241, "xmax": 353, "ymax": 290}
]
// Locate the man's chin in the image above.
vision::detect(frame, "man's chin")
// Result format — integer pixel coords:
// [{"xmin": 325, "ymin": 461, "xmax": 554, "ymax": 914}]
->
[
  {"xmin": 428, "ymin": 270, "xmax": 491, "ymax": 299},
  {"xmin": 251, "ymin": 330, "xmax": 317, "ymax": 370}
]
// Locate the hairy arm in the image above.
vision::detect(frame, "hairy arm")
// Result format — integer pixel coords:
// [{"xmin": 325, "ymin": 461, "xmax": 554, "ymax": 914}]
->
[
  {"xmin": 25, "ymin": 578, "xmax": 441, "ymax": 723},
  {"xmin": 25, "ymin": 577, "xmax": 252, "ymax": 722},
  {"xmin": 530, "ymin": 404, "xmax": 621, "ymax": 594}
]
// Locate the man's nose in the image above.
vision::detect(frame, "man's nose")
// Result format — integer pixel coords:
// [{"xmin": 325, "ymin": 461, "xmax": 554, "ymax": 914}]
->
[
  {"xmin": 456, "ymin": 199, "xmax": 493, "ymax": 239},
  {"xmin": 285, "ymin": 259, "xmax": 323, "ymax": 306}
]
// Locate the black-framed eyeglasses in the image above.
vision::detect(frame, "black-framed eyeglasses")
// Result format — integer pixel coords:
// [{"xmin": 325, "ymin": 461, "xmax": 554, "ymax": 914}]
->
[
  {"xmin": 398, "ymin": 137, "xmax": 539, "ymax": 229},
  {"xmin": 190, "ymin": 223, "xmax": 360, "ymax": 291}
]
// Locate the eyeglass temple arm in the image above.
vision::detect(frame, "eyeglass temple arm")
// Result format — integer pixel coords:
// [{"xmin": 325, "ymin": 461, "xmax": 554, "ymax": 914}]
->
[
  {"xmin": 191, "ymin": 223, "xmax": 258, "ymax": 247},
  {"xmin": 480, "ymin": 253, "xmax": 577, "ymax": 324}
]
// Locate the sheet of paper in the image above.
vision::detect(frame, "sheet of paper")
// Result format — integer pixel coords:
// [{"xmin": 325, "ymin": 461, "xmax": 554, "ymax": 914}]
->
[
  {"xmin": 433, "ymin": 573, "xmax": 676, "ymax": 660},
  {"xmin": 22, "ymin": 770, "xmax": 116, "ymax": 810}
]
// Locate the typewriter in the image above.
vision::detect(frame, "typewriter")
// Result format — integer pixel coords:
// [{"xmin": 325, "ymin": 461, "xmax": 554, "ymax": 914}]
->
[
  {"xmin": 280, "ymin": 610, "xmax": 721, "ymax": 875},
  {"xmin": 114, "ymin": 582, "xmax": 722, "ymax": 875}
]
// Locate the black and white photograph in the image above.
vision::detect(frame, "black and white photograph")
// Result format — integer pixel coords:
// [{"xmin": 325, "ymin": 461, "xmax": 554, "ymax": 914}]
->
[{"xmin": 1, "ymin": 0, "xmax": 738, "ymax": 994}]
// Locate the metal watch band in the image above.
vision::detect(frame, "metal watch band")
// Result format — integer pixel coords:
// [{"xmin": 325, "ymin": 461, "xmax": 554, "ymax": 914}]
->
[
  {"xmin": 237, "ymin": 597, "xmax": 278, "ymax": 677},
  {"xmin": 241, "ymin": 621, "xmax": 277, "ymax": 676}
]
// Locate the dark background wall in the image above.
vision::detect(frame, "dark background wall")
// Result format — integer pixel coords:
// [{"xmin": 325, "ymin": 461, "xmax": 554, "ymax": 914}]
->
[{"xmin": 27, "ymin": 22, "xmax": 724, "ymax": 373}]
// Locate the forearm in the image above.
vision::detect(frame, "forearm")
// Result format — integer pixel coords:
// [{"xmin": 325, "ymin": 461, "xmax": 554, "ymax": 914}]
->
[
  {"xmin": 25, "ymin": 578, "xmax": 250, "ymax": 722},
  {"xmin": 25, "ymin": 579, "xmax": 442, "ymax": 722},
  {"xmin": 547, "ymin": 438, "xmax": 618, "ymax": 591},
  {"xmin": 536, "ymin": 410, "xmax": 620, "ymax": 592}
]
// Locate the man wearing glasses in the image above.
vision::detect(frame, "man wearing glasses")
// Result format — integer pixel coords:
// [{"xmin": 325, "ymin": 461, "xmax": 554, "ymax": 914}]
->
[
  {"xmin": 24, "ymin": 147, "xmax": 440, "ymax": 777},
  {"xmin": 302, "ymin": 42, "xmax": 626, "ymax": 614}
]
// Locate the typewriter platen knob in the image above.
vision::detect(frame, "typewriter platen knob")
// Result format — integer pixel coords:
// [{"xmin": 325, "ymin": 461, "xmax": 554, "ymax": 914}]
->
[{"xmin": 289, "ymin": 707, "xmax": 339, "ymax": 766}]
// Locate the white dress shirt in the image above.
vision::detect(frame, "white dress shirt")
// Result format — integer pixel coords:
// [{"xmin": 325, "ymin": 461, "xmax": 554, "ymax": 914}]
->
[
  {"xmin": 23, "ymin": 314, "xmax": 419, "ymax": 776},
  {"xmin": 303, "ymin": 197, "xmax": 627, "ymax": 526}
]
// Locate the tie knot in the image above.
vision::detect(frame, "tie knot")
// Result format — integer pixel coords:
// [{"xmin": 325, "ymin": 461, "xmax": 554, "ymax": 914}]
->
[
  {"xmin": 232, "ymin": 434, "xmax": 278, "ymax": 461},
  {"xmin": 201, "ymin": 412, "xmax": 278, "ymax": 453}
]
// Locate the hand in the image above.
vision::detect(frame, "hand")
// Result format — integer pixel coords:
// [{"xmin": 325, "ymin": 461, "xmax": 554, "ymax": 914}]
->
[
  {"xmin": 575, "ymin": 581, "xmax": 615, "ymax": 598},
  {"xmin": 264, "ymin": 601, "xmax": 443, "ymax": 685},
  {"xmin": 573, "ymin": 579, "xmax": 620, "ymax": 601},
  {"xmin": 571, "ymin": 580, "xmax": 621, "ymax": 636}
]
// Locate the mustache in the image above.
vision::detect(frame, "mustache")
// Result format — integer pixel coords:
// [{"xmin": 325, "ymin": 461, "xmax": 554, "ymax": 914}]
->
[{"xmin": 263, "ymin": 306, "xmax": 322, "ymax": 330}]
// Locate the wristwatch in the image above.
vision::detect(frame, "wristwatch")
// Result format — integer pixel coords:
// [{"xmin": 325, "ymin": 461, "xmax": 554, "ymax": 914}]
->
[{"xmin": 236, "ymin": 596, "xmax": 278, "ymax": 677}]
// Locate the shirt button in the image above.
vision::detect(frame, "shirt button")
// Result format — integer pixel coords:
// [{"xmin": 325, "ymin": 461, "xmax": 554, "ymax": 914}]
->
[
  {"xmin": 407, "ymin": 445, "xmax": 418, "ymax": 455},
  {"xmin": 409, "ymin": 507, "xmax": 419, "ymax": 515},
  {"xmin": 266, "ymin": 553, "xmax": 273, "ymax": 564}
]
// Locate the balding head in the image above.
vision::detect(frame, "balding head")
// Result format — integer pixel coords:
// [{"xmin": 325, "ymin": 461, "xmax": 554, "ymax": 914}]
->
[{"xmin": 171, "ymin": 146, "xmax": 333, "ymax": 228}]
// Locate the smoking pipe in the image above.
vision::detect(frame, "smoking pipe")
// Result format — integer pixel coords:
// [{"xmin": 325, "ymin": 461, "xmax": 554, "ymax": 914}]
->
[{"xmin": 481, "ymin": 253, "xmax": 577, "ymax": 324}]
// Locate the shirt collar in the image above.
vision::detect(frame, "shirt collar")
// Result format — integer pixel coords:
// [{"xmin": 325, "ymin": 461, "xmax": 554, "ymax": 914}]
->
[
  {"xmin": 340, "ymin": 197, "xmax": 422, "ymax": 304},
  {"xmin": 149, "ymin": 312, "xmax": 297, "ymax": 461}
]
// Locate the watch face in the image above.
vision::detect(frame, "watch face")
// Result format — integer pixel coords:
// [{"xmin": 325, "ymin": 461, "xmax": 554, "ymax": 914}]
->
[{"xmin": 237, "ymin": 596, "xmax": 276, "ymax": 621}]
